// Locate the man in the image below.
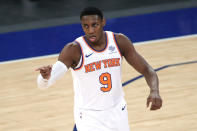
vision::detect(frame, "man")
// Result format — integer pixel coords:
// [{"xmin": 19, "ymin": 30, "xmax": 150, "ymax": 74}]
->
[{"xmin": 36, "ymin": 6, "xmax": 162, "ymax": 131}]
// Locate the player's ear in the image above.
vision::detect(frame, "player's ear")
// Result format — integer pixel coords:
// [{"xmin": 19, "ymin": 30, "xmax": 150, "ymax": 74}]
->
[{"xmin": 102, "ymin": 18, "xmax": 106, "ymax": 27}]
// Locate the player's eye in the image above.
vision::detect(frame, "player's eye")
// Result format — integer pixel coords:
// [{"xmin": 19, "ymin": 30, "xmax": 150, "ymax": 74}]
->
[
  {"xmin": 93, "ymin": 23, "xmax": 98, "ymax": 27},
  {"xmin": 83, "ymin": 25, "xmax": 89, "ymax": 29}
]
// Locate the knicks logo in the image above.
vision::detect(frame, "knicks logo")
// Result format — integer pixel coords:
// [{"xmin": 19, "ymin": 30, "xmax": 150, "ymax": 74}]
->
[{"xmin": 84, "ymin": 58, "xmax": 120, "ymax": 73}]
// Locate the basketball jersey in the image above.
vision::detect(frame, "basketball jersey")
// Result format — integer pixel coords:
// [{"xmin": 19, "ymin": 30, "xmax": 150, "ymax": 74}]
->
[{"xmin": 71, "ymin": 31, "xmax": 124, "ymax": 110}]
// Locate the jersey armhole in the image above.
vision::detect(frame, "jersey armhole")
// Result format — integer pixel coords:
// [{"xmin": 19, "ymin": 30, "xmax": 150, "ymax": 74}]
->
[
  {"xmin": 112, "ymin": 33, "xmax": 122, "ymax": 57},
  {"xmin": 73, "ymin": 41, "xmax": 84, "ymax": 71}
]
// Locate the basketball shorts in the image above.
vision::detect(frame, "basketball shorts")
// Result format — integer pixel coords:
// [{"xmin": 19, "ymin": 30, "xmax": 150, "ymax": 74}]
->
[{"xmin": 74, "ymin": 98, "xmax": 130, "ymax": 131}]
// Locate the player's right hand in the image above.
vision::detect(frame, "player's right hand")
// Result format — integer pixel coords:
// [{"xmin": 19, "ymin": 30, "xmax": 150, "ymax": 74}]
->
[{"xmin": 35, "ymin": 65, "xmax": 52, "ymax": 80}]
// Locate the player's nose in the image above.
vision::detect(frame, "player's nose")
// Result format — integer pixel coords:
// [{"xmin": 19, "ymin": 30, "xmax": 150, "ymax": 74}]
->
[{"xmin": 88, "ymin": 27, "xmax": 95, "ymax": 34}]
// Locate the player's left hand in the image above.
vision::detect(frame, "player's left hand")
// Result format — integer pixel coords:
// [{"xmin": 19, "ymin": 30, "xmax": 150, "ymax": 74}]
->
[{"xmin": 146, "ymin": 91, "xmax": 162, "ymax": 110}]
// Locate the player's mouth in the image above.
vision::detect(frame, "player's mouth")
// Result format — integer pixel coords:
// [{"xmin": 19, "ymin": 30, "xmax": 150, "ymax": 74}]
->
[{"xmin": 88, "ymin": 36, "xmax": 97, "ymax": 42}]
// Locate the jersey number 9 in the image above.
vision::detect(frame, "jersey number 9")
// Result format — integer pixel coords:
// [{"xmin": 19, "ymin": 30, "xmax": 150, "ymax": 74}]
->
[{"xmin": 99, "ymin": 73, "xmax": 112, "ymax": 92}]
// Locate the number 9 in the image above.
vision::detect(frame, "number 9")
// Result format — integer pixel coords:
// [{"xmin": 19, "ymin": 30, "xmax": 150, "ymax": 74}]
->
[{"xmin": 99, "ymin": 73, "xmax": 112, "ymax": 92}]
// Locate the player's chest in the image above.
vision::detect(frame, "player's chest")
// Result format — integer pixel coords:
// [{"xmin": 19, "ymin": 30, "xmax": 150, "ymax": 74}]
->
[{"xmin": 83, "ymin": 47, "xmax": 121, "ymax": 73}]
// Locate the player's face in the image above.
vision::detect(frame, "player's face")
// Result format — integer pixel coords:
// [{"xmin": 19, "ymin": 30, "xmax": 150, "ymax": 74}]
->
[{"xmin": 81, "ymin": 15, "xmax": 105, "ymax": 43}]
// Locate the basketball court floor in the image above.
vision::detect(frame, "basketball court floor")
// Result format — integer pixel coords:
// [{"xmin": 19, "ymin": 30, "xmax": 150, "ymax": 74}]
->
[{"xmin": 0, "ymin": 34, "xmax": 196, "ymax": 131}]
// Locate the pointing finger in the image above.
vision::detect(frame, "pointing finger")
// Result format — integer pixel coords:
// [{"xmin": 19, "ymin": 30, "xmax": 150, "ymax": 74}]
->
[
  {"xmin": 35, "ymin": 67, "xmax": 44, "ymax": 71},
  {"xmin": 35, "ymin": 65, "xmax": 52, "ymax": 71}
]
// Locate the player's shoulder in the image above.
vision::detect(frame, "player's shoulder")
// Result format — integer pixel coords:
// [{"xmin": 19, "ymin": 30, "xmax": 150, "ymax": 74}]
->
[
  {"xmin": 63, "ymin": 42, "xmax": 81, "ymax": 51},
  {"xmin": 113, "ymin": 32, "xmax": 132, "ymax": 46},
  {"xmin": 60, "ymin": 42, "xmax": 81, "ymax": 57},
  {"xmin": 113, "ymin": 32, "xmax": 134, "ymax": 56},
  {"xmin": 58, "ymin": 41, "xmax": 81, "ymax": 68},
  {"xmin": 114, "ymin": 33, "xmax": 129, "ymax": 41}
]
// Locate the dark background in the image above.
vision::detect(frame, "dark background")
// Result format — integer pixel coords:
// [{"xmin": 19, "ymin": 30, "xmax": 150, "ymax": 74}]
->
[{"xmin": 0, "ymin": 0, "xmax": 197, "ymax": 33}]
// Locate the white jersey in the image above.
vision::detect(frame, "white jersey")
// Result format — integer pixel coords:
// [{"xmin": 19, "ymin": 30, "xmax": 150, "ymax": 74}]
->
[{"xmin": 71, "ymin": 31, "xmax": 124, "ymax": 110}]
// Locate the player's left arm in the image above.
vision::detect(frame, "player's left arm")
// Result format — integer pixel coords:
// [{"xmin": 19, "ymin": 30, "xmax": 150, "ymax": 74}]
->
[{"xmin": 115, "ymin": 33, "xmax": 162, "ymax": 110}]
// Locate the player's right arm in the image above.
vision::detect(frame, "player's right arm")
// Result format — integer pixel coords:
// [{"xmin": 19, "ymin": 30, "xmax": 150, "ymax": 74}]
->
[
  {"xmin": 36, "ymin": 42, "xmax": 81, "ymax": 89},
  {"xmin": 58, "ymin": 42, "xmax": 81, "ymax": 69}
]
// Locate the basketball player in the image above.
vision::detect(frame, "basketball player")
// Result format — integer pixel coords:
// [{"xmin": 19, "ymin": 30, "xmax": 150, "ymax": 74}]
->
[{"xmin": 36, "ymin": 7, "xmax": 162, "ymax": 131}]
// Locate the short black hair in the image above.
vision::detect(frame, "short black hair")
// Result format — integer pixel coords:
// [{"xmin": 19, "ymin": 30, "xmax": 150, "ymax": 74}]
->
[{"xmin": 80, "ymin": 6, "xmax": 103, "ymax": 20}]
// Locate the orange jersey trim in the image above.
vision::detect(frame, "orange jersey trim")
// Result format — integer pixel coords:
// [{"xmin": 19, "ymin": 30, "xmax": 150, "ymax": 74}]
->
[{"xmin": 112, "ymin": 33, "xmax": 122, "ymax": 57}]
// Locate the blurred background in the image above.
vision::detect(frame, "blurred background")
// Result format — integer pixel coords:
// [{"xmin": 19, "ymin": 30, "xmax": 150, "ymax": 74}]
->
[
  {"xmin": 0, "ymin": 0, "xmax": 197, "ymax": 62},
  {"xmin": 1, "ymin": 0, "xmax": 197, "ymax": 33}
]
